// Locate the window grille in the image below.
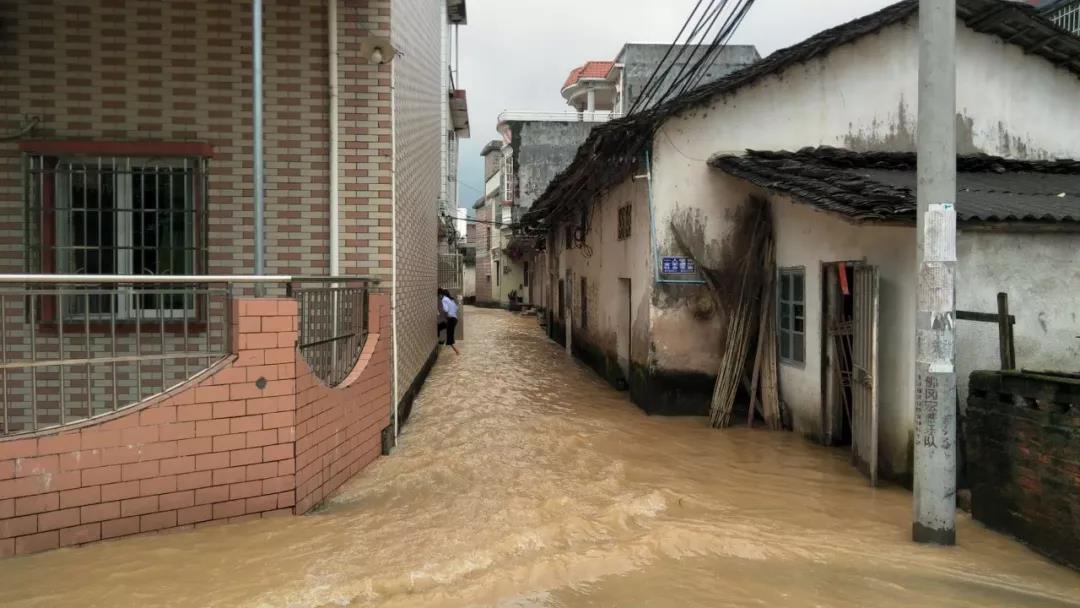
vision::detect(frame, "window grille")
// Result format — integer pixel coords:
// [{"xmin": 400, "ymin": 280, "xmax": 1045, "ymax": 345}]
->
[
  {"xmin": 779, "ymin": 268, "xmax": 806, "ymax": 364},
  {"xmin": 617, "ymin": 204, "xmax": 631, "ymax": 240},
  {"xmin": 25, "ymin": 154, "xmax": 209, "ymax": 320}
]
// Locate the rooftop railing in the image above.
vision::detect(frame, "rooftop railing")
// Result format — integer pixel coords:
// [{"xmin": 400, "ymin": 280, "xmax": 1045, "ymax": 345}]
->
[{"xmin": 496, "ymin": 110, "xmax": 624, "ymax": 124}]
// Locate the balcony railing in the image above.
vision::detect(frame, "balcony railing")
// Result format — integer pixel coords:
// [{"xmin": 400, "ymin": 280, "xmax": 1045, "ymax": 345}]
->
[
  {"xmin": 496, "ymin": 110, "xmax": 624, "ymax": 124},
  {"xmin": 0, "ymin": 274, "xmax": 375, "ymax": 438},
  {"xmin": 288, "ymin": 279, "xmax": 371, "ymax": 387},
  {"xmin": 439, "ymin": 254, "xmax": 463, "ymax": 292}
]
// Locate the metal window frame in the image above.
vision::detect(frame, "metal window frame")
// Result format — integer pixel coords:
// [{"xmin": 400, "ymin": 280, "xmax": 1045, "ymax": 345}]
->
[
  {"xmin": 778, "ymin": 266, "xmax": 806, "ymax": 366},
  {"xmin": 25, "ymin": 153, "xmax": 210, "ymax": 323}
]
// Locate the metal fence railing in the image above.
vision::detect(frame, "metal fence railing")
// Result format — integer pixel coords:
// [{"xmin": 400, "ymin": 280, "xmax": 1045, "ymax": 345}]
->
[
  {"xmin": 289, "ymin": 280, "xmax": 371, "ymax": 387},
  {"xmin": 0, "ymin": 274, "xmax": 376, "ymax": 438},
  {"xmin": 439, "ymin": 254, "xmax": 463, "ymax": 292}
]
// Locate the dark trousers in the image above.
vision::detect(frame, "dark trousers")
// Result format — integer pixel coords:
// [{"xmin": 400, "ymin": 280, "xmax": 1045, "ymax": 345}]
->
[{"xmin": 438, "ymin": 317, "xmax": 458, "ymax": 346}]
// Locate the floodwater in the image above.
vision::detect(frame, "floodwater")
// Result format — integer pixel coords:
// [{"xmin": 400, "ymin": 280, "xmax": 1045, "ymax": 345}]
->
[{"xmin": 0, "ymin": 307, "xmax": 1077, "ymax": 607}]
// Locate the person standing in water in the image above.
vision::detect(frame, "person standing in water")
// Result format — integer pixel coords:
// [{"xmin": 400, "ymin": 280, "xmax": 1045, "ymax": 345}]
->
[{"xmin": 438, "ymin": 289, "xmax": 460, "ymax": 355}]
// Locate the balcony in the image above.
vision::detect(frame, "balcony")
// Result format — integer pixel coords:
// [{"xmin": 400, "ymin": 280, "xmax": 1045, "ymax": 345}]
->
[{"xmin": 0, "ymin": 275, "xmax": 376, "ymax": 437}]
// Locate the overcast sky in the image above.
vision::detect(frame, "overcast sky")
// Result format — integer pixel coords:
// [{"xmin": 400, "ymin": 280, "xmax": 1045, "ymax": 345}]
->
[{"xmin": 453, "ymin": 0, "xmax": 900, "ymax": 208}]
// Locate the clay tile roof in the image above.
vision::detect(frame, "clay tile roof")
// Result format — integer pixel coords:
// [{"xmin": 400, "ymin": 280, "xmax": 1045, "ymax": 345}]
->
[
  {"xmin": 708, "ymin": 147, "xmax": 1080, "ymax": 224},
  {"xmin": 522, "ymin": 0, "xmax": 1080, "ymax": 232},
  {"xmin": 562, "ymin": 61, "xmax": 616, "ymax": 89}
]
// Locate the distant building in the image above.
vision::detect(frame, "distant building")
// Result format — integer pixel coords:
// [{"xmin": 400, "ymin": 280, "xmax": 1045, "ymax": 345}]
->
[{"xmin": 497, "ymin": 43, "xmax": 760, "ymax": 307}]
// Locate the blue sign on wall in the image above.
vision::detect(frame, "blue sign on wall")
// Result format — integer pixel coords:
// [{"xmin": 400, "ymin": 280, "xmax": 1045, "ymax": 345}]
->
[{"xmin": 661, "ymin": 256, "xmax": 696, "ymax": 274}]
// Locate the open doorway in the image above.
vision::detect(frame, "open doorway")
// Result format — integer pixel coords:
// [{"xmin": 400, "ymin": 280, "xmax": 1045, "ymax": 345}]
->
[
  {"xmin": 822, "ymin": 261, "xmax": 880, "ymax": 485},
  {"xmin": 822, "ymin": 262, "xmax": 856, "ymax": 447}
]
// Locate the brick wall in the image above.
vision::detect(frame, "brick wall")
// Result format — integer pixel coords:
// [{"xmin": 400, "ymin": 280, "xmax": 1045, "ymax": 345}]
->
[
  {"xmin": 294, "ymin": 295, "xmax": 391, "ymax": 513},
  {"xmin": 0, "ymin": 0, "xmax": 397, "ymax": 279},
  {"xmin": 390, "ymin": 0, "xmax": 444, "ymax": 402},
  {"xmin": 0, "ymin": 293, "xmax": 391, "ymax": 557},
  {"xmin": 339, "ymin": 0, "xmax": 394, "ymax": 279},
  {"xmin": 966, "ymin": 370, "xmax": 1080, "ymax": 569}
]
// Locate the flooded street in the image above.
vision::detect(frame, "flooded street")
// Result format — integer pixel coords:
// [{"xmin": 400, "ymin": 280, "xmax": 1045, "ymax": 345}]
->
[{"xmin": 0, "ymin": 307, "xmax": 1077, "ymax": 607}]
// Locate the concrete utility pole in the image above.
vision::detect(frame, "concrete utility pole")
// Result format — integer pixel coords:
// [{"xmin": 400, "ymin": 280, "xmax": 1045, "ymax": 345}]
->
[{"xmin": 913, "ymin": 0, "xmax": 958, "ymax": 545}]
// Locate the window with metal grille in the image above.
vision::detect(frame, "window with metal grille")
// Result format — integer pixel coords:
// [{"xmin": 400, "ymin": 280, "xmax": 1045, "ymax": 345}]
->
[
  {"xmin": 778, "ymin": 268, "xmax": 806, "ymax": 364},
  {"xmin": 617, "ymin": 204, "xmax": 631, "ymax": 240},
  {"xmin": 25, "ymin": 154, "xmax": 209, "ymax": 320}
]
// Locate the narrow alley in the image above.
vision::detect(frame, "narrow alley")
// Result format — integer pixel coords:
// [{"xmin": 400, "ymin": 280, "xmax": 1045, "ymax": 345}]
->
[{"xmin": 0, "ymin": 308, "xmax": 1077, "ymax": 608}]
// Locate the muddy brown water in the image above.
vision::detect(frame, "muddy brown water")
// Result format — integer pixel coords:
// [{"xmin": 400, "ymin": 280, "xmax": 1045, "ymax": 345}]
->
[{"xmin": 1, "ymin": 307, "xmax": 1077, "ymax": 607}]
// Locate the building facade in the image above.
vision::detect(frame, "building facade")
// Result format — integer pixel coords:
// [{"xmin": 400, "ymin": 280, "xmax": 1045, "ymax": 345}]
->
[
  {"xmin": 522, "ymin": 0, "xmax": 1080, "ymax": 483},
  {"xmin": 0, "ymin": 0, "xmax": 466, "ymax": 555}
]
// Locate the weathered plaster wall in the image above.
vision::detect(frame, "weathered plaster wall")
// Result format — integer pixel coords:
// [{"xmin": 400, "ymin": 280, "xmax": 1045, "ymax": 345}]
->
[
  {"xmin": 649, "ymin": 16, "xmax": 1080, "ymax": 377},
  {"xmin": 772, "ymin": 199, "xmax": 1080, "ymax": 479},
  {"xmin": 771, "ymin": 194, "xmax": 917, "ymax": 478},
  {"xmin": 956, "ymin": 231, "xmax": 1080, "ymax": 409},
  {"xmin": 509, "ymin": 121, "xmax": 597, "ymax": 211},
  {"xmin": 552, "ymin": 178, "xmax": 653, "ymax": 392}
]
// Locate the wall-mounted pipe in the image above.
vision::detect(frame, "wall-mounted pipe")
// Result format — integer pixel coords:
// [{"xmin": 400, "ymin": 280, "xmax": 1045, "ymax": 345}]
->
[
  {"xmin": 644, "ymin": 150, "xmax": 706, "ymax": 285},
  {"xmin": 329, "ymin": 0, "xmax": 340, "ymax": 276},
  {"xmin": 253, "ymin": 0, "xmax": 265, "ymax": 279}
]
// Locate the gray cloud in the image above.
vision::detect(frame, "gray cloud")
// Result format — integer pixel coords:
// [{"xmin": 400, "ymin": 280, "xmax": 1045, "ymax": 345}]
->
[{"xmin": 455, "ymin": 0, "xmax": 898, "ymax": 206}]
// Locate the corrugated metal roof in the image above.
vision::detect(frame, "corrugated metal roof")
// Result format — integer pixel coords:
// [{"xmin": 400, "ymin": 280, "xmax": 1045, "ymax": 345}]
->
[{"xmin": 708, "ymin": 148, "xmax": 1080, "ymax": 224}]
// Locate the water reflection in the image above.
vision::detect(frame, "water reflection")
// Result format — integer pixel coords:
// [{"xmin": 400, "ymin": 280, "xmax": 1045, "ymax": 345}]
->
[{"xmin": 0, "ymin": 308, "xmax": 1076, "ymax": 607}]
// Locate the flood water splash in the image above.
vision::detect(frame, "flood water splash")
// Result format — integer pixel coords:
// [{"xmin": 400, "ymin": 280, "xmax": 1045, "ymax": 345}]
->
[{"xmin": 0, "ymin": 308, "xmax": 1077, "ymax": 607}]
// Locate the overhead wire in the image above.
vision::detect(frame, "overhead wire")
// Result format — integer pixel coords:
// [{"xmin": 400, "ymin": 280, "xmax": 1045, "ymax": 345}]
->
[{"xmin": 626, "ymin": 0, "xmax": 710, "ymax": 115}]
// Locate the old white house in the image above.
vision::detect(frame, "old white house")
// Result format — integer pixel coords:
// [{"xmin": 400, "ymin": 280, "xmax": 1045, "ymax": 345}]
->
[{"xmin": 520, "ymin": 0, "xmax": 1080, "ymax": 484}]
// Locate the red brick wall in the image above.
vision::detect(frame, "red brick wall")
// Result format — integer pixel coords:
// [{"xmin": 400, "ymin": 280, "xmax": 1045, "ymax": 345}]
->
[
  {"xmin": 294, "ymin": 295, "xmax": 391, "ymax": 513},
  {"xmin": 0, "ymin": 294, "xmax": 391, "ymax": 557}
]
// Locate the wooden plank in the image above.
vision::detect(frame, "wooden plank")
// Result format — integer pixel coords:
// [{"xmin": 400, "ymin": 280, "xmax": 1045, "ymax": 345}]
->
[
  {"xmin": 998, "ymin": 292, "xmax": 1016, "ymax": 370},
  {"xmin": 957, "ymin": 310, "xmax": 1015, "ymax": 324}
]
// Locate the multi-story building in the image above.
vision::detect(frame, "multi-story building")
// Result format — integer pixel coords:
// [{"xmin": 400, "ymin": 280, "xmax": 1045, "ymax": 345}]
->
[{"xmin": 0, "ymin": 0, "xmax": 466, "ymax": 555}]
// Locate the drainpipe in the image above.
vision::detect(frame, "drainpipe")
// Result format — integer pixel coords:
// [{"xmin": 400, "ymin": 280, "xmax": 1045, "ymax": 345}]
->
[
  {"xmin": 390, "ymin": 57, "xmax": 400, "ymax": 440},
  {"xmin": 328, "ymin": 0, "xmax": 341, "ymax": 383},
  {"xmin": 253, "ymin": 0, "xmax": 265, "ymax": 282},
  {"xmin": 644, "ymin": 150, "xmax": 705, "ymax": 285},
  {"xmin": 328, "ymin": 0, "xmax": 340, "ymax": 276}
]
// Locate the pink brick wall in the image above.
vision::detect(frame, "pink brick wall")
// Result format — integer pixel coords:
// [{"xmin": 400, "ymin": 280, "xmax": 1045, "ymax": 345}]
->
[{"xmin": 0, "ymin": 293, "xmax": 391, "ymax": 557}]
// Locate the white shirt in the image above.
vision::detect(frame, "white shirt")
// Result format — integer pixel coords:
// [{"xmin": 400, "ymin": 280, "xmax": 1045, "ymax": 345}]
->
[{"xmin": 441, "ymin": 295, "xmax": 459, "ymax": 319}]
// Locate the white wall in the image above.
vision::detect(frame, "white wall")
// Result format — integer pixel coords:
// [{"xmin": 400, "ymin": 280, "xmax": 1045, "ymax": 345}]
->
[
  {"xmin": 771, "ymin": 194, "xmax": 917, "ymax": 476},
  {"xmin": 647, "ymin": 17, "xmax": 1080, "ymax": 378},
  {"xmin": 956, "ymin": 231, "xmax": 1080, "ymax": 405},
  {"xmin": 555, "ymin": 177, "xmax": 654, "ymax": 367},
  {"xmin": 772, "ymin": 199, "xmax": 1080, "ymax": 477}
]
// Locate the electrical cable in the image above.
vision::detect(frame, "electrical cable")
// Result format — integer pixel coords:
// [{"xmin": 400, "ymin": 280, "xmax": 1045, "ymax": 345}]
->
[{"xmin": 627, "ymin": 0, "xmax": 709, "ymax": 115}]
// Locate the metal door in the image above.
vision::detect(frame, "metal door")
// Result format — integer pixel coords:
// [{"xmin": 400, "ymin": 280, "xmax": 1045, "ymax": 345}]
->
[{"xmin": 851, "ymin": 265, "xmax": 880, "ymax": 485}]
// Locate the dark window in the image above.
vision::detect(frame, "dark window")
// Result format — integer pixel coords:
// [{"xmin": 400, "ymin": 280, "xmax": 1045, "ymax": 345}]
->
[
  {"xmin": 779, "ymin": 268, "xmax": 806, "ymax": 364},
  {"xmin": 580, "ymin": 277, "xmax": 588, "ymax": 329},
  {"xmin": 617, "ymin": 204, "xmax": 631, "ymax": 240},
  {"xmin": 494, "ymin": 260, "xmax": 501, "ymax": 287},
  {"xmin": 27, "ymin": 154, "xmax": 208, "ymax": 319},
  {"xmin": 523, "ymin": 261, "xmax": 529, "ymax": 287},
  {"xmin": 564, "ymin": 223, "xmax": 573, "ymax": 250}
]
